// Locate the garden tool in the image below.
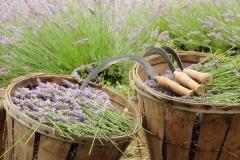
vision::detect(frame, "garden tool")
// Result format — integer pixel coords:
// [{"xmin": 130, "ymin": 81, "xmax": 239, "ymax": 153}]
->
[
  {"xmin": 161, "ymin": 46, "xmax": 213, "ymax": 84},
  {"xmin": 143, "ymin": 47, "xmax": 205, "ymax": 95},
  {"xmin": 80, "ymin": 55, "xmax": 194, "ymax": 96}
]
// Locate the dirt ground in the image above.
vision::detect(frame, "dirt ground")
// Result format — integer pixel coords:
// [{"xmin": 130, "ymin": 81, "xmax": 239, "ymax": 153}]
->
[{"xmin": 120, "ymin": 129, "xmax": 150, "ymax": 160}]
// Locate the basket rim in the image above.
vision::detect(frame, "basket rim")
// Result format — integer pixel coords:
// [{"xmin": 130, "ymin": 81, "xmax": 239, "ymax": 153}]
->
[
  {"xmin": 132, "ymin": 51, "xmax": 240, "ymax": 109},
  {"xmin": 4, "ymin": 73, "xmax": 142, "ymax": 145}
]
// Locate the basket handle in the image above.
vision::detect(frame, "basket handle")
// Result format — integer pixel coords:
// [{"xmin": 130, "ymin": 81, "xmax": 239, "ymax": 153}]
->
[
  {"xmin": 155, "ymin": 76, "xmax": 194, "ymax": 97},
  {"xmin": 173, "ymin": 71, "xmax": 205, "ymax": 96},
  {"xmin": 183, "ymin": 69, "xmax": 213, "ymax": 84}
]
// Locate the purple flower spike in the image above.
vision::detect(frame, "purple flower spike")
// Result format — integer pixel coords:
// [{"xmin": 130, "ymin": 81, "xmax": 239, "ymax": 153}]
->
[
  {"xmin": 182, "ymin": 96, "xmax": 190, "ymax": 99},
  {"xmin": 233, "ymin": 70, "xmax": 238, "ymax": 74},
  {"xmin": 74, "ymin": 110, "xmax": 83, "ymax": 117},
  {"xmin": 212, "ymin": 60, "xmax": 220, "ymax": 68},
  {"xmin": 87, "ymin": 65, "xmax": 93, "ymax": 71}
]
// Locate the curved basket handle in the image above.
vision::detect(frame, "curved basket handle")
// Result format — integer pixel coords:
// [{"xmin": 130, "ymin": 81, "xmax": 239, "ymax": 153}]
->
[
  {"xmin": 183, "ymin": 69, "xmax": 213, "ymax": 84},
  {"xmin": 155, "ymin": 76, "xmax": 194, "ymax": 97},
  {"xmin": 173, "ymin": 72, "xmax": 205, "ymax": 95}
]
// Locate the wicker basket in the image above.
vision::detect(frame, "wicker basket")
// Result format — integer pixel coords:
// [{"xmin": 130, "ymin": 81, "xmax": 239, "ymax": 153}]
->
[
  {"xmin": 3, "ymin": 73, "xmax": 142, "ymax": 160},
  {"xmin": 132, "ymin": 51, "xmax": 240, "ymax": 160}
]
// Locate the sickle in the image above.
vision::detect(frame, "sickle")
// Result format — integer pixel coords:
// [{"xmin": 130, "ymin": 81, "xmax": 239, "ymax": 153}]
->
[
  {"xmin": 79, "ymin": 55, "xmax": 194, "ymax": 97},
  {"xmin": 144, "ymin": 47, "xmax": 205, "ymax": 95},
  {"xmin": 161, "ymin": 46, "xmax": 213, "ymax": 84}
]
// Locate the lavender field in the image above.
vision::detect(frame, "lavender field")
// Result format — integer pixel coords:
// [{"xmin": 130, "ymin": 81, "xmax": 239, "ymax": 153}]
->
[
  {"xmin": 1, "ymin": 0, "xmax": 240, "ymax": 88},
  {"xmin": 1, "ymin": 0, "xmax": 240, "ymax": 159}
]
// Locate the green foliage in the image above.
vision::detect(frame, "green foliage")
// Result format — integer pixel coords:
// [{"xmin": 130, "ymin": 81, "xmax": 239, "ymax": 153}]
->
[
  {"xmin": 1, "ymin": 0, "xmax": 240, "ymax": 89},
  {"xmin": 0, "ymin": 1, "xmax": 156, "ymax": 87}
]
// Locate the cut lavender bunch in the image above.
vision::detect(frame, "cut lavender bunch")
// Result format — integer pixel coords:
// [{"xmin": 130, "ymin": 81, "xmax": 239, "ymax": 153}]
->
[
  {"xmin": 190, "ymin": 54, "xmax": 240, "ymax": 103},
  {"xmin": 145, "ymin": 54, "xmax": 240, "ymax": 104},
  {"xmin": 11, "ymin": 78, "xmax": 135, "ymax": 139}
]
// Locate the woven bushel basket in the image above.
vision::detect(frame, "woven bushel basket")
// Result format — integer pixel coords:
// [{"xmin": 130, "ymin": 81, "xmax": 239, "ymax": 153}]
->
[
  {"xmin": 132, "ymin": 51, "xmax": 240, "ymax": 160},
  {"xmin": 3, "ymin": 73, "xmax": 141, "ymax": 160}
]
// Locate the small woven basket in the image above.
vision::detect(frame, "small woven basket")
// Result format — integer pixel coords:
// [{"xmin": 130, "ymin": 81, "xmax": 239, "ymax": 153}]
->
[
  {"xmin": 132, "ymin": 51, "xmax": 240, "ymax": 160},
  {"xmin": 3, "ymin": 73, "xmax": 142, "ymax": 160}
]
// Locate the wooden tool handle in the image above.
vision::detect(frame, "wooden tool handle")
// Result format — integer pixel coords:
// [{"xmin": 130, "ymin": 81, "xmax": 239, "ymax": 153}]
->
[
  {"xmin": 155, "ymin": 76, "xmax": 194, "ymax": 97},
  {"xmin": 183, "ymin": 69, "xmax": 213, "ymax": 84},
  {"xmin": 173, "ymin": 71, "xmax": 205, "ymax": 95}
]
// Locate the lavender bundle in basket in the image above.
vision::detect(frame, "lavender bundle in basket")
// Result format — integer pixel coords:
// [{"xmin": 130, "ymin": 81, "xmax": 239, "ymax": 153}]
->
[
  {"xmin": 11, "ymin": 78, "xmax": 135, "ymax": 139},
  {"xmin": 145, "ymin": 54, "xmax": 240, "ymax": 104}
]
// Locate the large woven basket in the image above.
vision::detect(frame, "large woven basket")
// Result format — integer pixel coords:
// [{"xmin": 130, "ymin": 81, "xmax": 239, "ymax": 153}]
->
[
  {"xmin": 132, "ymin": 51, "xmax": 240, "ymax": 160},
  {"xmin": 3, "ymin": 73, "xmax": 142, "ymax": 160}
]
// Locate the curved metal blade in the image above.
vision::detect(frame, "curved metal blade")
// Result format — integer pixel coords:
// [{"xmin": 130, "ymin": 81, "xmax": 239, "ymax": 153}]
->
[
  {"xmin": 161, "ymin": 46, "xmax": 184, "ymax": 70},
  {"xmin": 143, "ymin": 47, "xmax": 176, "ymax": 72},
  {"xmin": 79, "ymin": 55, "xmax": 157, "ymax": 90}
]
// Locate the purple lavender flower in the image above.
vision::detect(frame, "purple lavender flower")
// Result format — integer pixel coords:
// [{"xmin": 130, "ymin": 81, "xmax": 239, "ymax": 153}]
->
[
  {"xmin": 39, "ymin": 116, "xmax": 47, "ymax": 123},
  {"xmin": 204, "ymin": 39, "xmax": 211, "ymax": 44},
  {"xmin": 182, "ymin": 96, "xmax": 190, "ymax": 99},
  {"xmin": 233, "ymin": 70, "xmax": 238, "ymax": 74},
  {"xmin": 207, "ymin": 16, "xmax": 218, "ymax": 24},
  {"xmin": 87, "ymin": 65, "xmax": 93, "ymax": 71},
  {"xmin": 65, "ymin": 21, "xmax": 78, "ymax": 30},
  {"xmin": 151, "ymin": 26, "xmax": 159, "ymax": 38},
  {"xmin": 212, "ymin": 60, "xmax": 220, "ymax": 68},
  {"xmin": 7, "ymin": 25, "xmax": 23, "ymax": 34},
  {"xmin": 95, "ymin": 75, "xmax": 101, "ymax": 84},
  {"xmin": 174, "ymin": 38, "xmax": 181, "ymax": 42},
  {"xmin": 187, "ymin": 31, "xmax": 200, "ymax": 36},
  {"xmin": 0, "ymin": 35, "xmax": 11, "ymax": 46},
  {"xmin": 75, "ymin": 38, "xmax": 89, "ymax": 45},
  {"xmin": 74, "ymin": 65, "xmax": 86, "ymax": 72},
  {"xmin": 234, "ymin": 35, "xmax": 240, "ymax": 41},
  {"xmin": 94, "ymin": 108, "xmax": 105, "ymax": 115},
  {"xmin": 109, "ymin": 104, "xmax": 117, "ymax": 111},
  {"xmin": 186, "ymin": 64, "xmax": 197, "ymax": 69},
  {"xmin": 163, "ymin": 90, "xmax": 175, "ymax": 96},
  {"xmin": 179, "ymin": 2, "xmax": 191, "ymax": 10},
  {"xmin": 74, "ymin": 110, "xmax": 83, "ymax": 117},
  {"xmin": 64, "ymin": 116, "xmax": 70, "ymax": 124},
  {"xmin": 158, "ymin": 31, "xmax": 170, "ymax": 42},
  {"xmin": 207, "ymin": 32, "xmax": 224, "ymax": 40},
  {"xmin": 163, "ymin": 70, "xmax": 173, "ymax": 79},
  {"xmin": 54, "ymin": 116, "xmax": 61, "ymax": 122},
  {"xmin": 205, "ymin": 59, "xmax": 220, "ymax": 69},
  {"xmin": 72, "ymin": 70, "xmax": 82, "ymax": 83},
  {"xmin": 129, "ymin": 96, "xmax": 137, "ymax": 102}
]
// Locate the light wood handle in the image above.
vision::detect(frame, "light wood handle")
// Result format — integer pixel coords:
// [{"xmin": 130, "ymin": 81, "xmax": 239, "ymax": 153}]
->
[
  {"xmin": 183, "ymin": 69, "xmax": 213, "ymax": 84},
  {"xmin": 173, "ymin": 71, "xmax": 205, "ymax": 95},
  {"xmin": 155, "ymin": 76, "xmax": 194, "ymax": 97}
]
